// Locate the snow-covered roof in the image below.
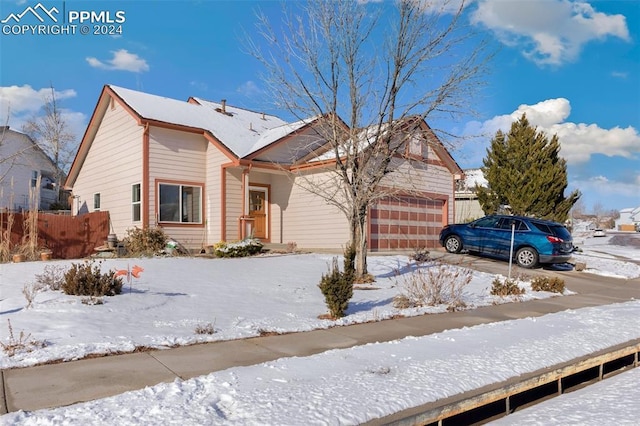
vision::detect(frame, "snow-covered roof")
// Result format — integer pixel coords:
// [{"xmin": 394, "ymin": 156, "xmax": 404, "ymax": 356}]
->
[
  {"xmin": 463, "ymin": 168, "xmax": 487, "ymax": 188},
  {"xmin": 109, "ymin": 86, "xmax": 289, "ymax": 158}
]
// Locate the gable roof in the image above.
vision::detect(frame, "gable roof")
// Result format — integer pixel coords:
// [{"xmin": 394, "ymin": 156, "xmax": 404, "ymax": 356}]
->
[
  {"xmin": 108, "ymin": 86, "xmax": 288, "ymax": 158},
  {"xmin": 67, "ymin": 85, "xmax": 463, "ymax": 187}
]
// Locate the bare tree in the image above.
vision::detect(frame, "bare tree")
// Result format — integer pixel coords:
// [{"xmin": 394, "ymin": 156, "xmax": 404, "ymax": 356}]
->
[
  {"xmin": 22, "ymin": 85, "xmax": 76, "ymax": 206},
  {"xmin": 249, "ymin": 0, "xmax": 489, "ymax": 278}
]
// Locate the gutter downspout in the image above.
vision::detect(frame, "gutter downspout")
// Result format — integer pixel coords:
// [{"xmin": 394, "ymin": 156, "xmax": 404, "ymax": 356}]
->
[{"xmin": 143, "ymin": 123, "xmax": 150, "ymax": 228}]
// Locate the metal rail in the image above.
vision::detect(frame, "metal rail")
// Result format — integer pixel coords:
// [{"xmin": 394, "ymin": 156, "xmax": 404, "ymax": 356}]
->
[{"xmin": 367, "ymin": 339, "xmax": 640, "ymax": 426}]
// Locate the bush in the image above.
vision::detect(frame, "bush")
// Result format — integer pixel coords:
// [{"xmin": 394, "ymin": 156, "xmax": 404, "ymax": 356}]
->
[
  {"xmin": 62, "ymin": 260, "xmax": 123, "ymax": 297},
  {"xmin": 393, "ymin": 262, "xmax": 471, "ymax": 310},
  {"xmin": 124, "ymin": 227, "xmax": 168, "ymax": 256},
  {"xmin": 35, "ymin": 264, "xmax": 67, "ymax": 291},
  {"xmin": 530, "ymin": 276, "xmax": 565, "ymax": 293},
  {"xmin": 319, "ymin": 257, "xmax": 354, "ymax": 319},
  {"xmin": 490, "ymin": 277, "xmax": 525, "ymax": 297},
  {"xmin": 213, "ymin": 239, "xmax": 263, "ymax": 258}
]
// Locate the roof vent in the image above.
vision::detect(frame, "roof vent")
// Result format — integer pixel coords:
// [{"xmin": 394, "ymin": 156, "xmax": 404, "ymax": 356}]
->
[
  {"xmin": 215, "ymin": 99, "xmax": 232, "ymax": 116},
  {"xmin": 261, "ymin": 112, "xmax": 266, "ymax": 120}
]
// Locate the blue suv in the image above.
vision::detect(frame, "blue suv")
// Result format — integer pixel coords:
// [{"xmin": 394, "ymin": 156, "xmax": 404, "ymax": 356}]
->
[{"xmin": 439, "ymin": 215, "xmax": 574, "ymax": 268}]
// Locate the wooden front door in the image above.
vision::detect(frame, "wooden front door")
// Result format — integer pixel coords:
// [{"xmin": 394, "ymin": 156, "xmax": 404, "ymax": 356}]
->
[{"xmin": 249, "ymin": 188, "xmax": 267, "ymax": 239}]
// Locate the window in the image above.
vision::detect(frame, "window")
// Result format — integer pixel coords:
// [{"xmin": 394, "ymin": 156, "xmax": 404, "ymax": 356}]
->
[
  {"xmin": 93, "ymin": 193, "xmax": 101, "ymax": 211},
  {"xmin": 408, "ymin": 137, "xmax": 422, "ymax": 157},
  {"xmin": 473, "ymin": 216, "xmax": 500, "ymax": 229},
  {"xmin": 158, "ymin": 183, "xmax": 201, "ymax": 223},
  {"xmin": 31, "ymin": 171, "xmax": 39, "ymax": 188},
  {"xmin": 132, "ymin": 184, "xmax": 141, "ymax": 222}
]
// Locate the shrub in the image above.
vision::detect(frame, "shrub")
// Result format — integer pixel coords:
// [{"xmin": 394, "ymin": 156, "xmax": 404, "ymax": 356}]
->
[
  {"xmin": 62, "ymin": 260, "xmax": 123, "ymax": 297},
  {"xmin": 531, "ymin": 276, "xmax": 565, "ymax": 293},
  {"xmin": 490, "ymin": 277, "xmax": 525, "ymax": 297},
  {"xmin": 124, "ymin": 227, "xmax": 168, "ymax": 256},
  {"xmin": 195, "ymin": 322, "xmax": 216, "ymax": 335},
  {"xmin": 213, "ymin": 238, "xmax": 263, "ymax": 258},
  {"xmin": 393, "ymin": 262, "xmax": 471, "ymax": 310},
  {"xmin": 319, "ymin": 257, "xmax": 354, "ymax": 319},
  {"xmin": 1, "ymin": 319, "xmax": 46, "ymax": 357},
  {"xmin": 22, "ymin": 282, "xmax": 44, "ymax": 309},
  {"xmin": 35, "ymin": 264, "xmax": 67, "ymax": 291}
]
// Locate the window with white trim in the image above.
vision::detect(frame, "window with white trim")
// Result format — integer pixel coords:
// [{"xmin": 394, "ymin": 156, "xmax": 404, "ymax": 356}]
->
[
  {"xmin": 132, "ymin": 184, "xmax": 141, "ymax": 222},
  {"xmin": 31, "ymin": 171, "xmax": 39, "ymax": 188},
  {"xmin": 93, "ymin": 193, "xmax": 101, "ymax": 211},
  {"xmin": 158, "ymin": 183, "xmax": 202, "ymax": 223}
]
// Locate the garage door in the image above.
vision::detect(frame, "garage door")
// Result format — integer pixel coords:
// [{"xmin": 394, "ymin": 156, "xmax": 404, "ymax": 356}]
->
[{"xmin": 369, "ymin": 196, "xmax": 444, "ymax": 250}]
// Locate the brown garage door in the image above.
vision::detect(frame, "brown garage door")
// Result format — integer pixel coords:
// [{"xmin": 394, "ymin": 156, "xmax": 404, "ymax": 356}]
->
[{"xmin": 369, "ymin": 196, "xmax": 444, "ymax": 250}]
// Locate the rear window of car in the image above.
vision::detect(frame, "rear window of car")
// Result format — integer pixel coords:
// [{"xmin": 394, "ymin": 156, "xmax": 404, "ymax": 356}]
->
[{"xmin": 530, "ymin": 221, "xmax": 571, "ymax": 239}]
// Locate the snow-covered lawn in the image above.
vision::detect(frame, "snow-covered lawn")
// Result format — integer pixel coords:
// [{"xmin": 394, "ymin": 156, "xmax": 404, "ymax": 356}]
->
[
  {"xmin": 1, "ymin": 232, "xmax": 638, "ymax": 424},
  {"xmin": 1, "ymin": 253, "xmax": 558, "ymax": 369}
]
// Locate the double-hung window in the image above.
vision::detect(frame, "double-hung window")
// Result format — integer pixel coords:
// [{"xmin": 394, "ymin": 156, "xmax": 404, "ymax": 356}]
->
[
  {"xmin": 93, "ymin": 193, "xmax": 101, "ymax": 211},
  {"xmin": 158, "ymin": 183, "xmax": 202, "ymax": 223},
  {"xmin": 132, "ymin": 184, "xmax": 141, "ymax": 222}
]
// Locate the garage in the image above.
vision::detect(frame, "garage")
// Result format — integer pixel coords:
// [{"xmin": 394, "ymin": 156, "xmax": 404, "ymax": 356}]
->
[{"xmin": 369, "ymin": 195, "xmax": 446, "ymax": 251}]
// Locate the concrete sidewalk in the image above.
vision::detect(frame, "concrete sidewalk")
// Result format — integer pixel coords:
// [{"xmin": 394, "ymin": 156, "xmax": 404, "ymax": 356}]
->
[{"xmin": 2, "ymin": 268, "xmax": 639, "ymax": 415}]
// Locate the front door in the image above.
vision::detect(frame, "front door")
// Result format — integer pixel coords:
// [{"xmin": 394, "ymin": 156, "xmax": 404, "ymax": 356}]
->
[{"xmin": 248, "ymin": 188, "xmax": 267, "ymax": 239}]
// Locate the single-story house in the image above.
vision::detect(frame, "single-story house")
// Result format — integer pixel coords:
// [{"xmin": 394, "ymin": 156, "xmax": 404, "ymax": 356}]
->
[
  {"xmin": 65, "ymin": 85, "xmax": 463, "ymax": 251},
  {"xmin": 0, "ymin": 126, "xmax": 60, "ymax": 211},
  {"xmin": 616, "ymin": 207, "xmax": 640, "ymax": 231}
]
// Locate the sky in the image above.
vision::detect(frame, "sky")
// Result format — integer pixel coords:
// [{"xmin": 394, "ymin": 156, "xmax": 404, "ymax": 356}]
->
[
  {"xmin": 1, "ymin": 235, "xmax": 639, "ymax": 423},
  {"xmin": 0, "ymin": 0, "xmax": 638, "ymax": 212}
]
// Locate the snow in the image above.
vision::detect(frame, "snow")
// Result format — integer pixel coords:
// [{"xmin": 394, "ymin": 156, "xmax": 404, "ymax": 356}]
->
[
  {"xmin": 109, "ymin": 86, "xmax": 289, "ymax": 158},
  {"xmin": 1, "ymin": 236, "xmax": 639, "ymax": 424}
]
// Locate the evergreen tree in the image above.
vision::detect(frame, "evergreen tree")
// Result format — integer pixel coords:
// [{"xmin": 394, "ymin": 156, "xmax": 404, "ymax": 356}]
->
[{"xmin": 476, "ymin": 114, "xmax": 580, "ymax": 222}]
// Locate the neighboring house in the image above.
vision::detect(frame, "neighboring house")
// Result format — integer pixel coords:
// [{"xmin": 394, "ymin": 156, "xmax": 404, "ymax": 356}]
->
[
  {"xmin": 65, "ymin": 85, "xmax": 462, "ymax": 251},
  {"xmin": 454, "ymin": 168, "xmax": 485, "ymax": 223},
  {"xmin": 616, "ymin": 207, "xmax": 640, "ymax": 231},
  {"xmin": 0, "ymin": 126, "xmax": 60, "ymax": 211}
]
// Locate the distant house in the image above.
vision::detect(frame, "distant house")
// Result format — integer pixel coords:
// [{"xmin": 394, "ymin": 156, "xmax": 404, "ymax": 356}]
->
[
  {"xmin": 454, "ymin": 168, "xmax": 485, "ymax": 223},
  {"xmin": 65, "ymin": 85, "xmax": 463, "ymax": 251},
  {"xmin": 616, "ymin": 207, "xmax": 640, "ymax": 231},
  {"xmin": 0, "ymin": 126, "xmax": 60, "ymax": 211}
]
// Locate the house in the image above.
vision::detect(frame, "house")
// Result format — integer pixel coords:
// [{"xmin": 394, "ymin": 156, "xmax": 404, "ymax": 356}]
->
[
  {"xmin": 65, "ymin": 85, "xmax": 462, "ymax": 251},
  {"xmin": 454, "ymin": 168, "xmax": 485, "ymax": 223},
  {"xmin": 616, "ymin": 207, "xmax": 640, "ymax": 231},
  {"xmin": 0, "ymin": 126, "xmax": 60, "ymax": 211}
]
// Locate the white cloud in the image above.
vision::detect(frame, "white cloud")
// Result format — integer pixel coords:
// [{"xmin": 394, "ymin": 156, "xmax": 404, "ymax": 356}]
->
[
  {"xmin": 471, "ymin": 0, "xmax": 630, "ymax": 66},
  {"xmin": 0, "ymin": 84, "xmax": 76, "ymax": 122},
  {"xmin": 86, "ymin": 49, "xmax": 149, "ymax": 73},
  {"xmin": 237, "ymin": 80, "xmax": 263, "ymax": 98},
  {"xmin": 570, "ymin": 174, "xmax": 640, "ymax": 199},
  {"xmin": 463, "ymin": 98, "xmax": 640, "ymax": 165}
]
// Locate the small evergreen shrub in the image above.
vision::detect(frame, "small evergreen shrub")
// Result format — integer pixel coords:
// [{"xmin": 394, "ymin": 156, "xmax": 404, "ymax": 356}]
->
[
  {"xmin": 318, "ymin": 256, "xmax": 354, "ymax": 319},
  {"xmin": 490, "ymin": 277, "xmax": 525, "ymax": 297},
  {"xmin": 62, "ymin": 260, "xmax": 123, "ymax": 297},
  {"xmin": 124, "ymin": 227, "xmax": 168, "ymax": 256},
  {"xmin": 530, "ymin": 276, "xmax": 565, "ymax": 293},
  {"xmin": 213, "ymin": 239, "xmax": 263, "ymax": 257}
]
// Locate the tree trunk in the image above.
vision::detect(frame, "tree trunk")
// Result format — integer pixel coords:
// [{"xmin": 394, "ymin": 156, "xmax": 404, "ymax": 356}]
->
[{"xmin": 349, "ymin": 204, "xmax": 368, "ymax": 280}]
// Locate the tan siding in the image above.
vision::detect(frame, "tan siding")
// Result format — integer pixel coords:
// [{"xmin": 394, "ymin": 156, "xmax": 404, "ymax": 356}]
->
[
  {"xmin": 72, "ymin": 102, "xmax": 143, "ymax": 239},
  {"xmin": 148, "ymin": 127, "xmax": 208, "ymax": 249},
  {"xmin": 283, "ymin": 171, "xmax": 349, "ymax": 249},
  {"xmin": 224, "ymin": 167, "xmax": 243, "ymax": 240},
  {"xmin": 204, "ymin": 144, "xmax": 230, "ymax": 244}
]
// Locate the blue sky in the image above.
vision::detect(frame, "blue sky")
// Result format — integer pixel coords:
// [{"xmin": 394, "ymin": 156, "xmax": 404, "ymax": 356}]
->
[{"xmin": 1, "ymin": 0, "xmax": 638, "ymax": 212}]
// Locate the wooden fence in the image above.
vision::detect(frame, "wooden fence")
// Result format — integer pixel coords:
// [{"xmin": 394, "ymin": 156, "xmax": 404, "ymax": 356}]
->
[{"xmin": 1, "ymin": 211, "xmax": 110, "ymax": 259}]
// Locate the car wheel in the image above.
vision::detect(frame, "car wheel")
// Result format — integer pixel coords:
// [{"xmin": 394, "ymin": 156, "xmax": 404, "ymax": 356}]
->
[
  {"xmin": 516, "ymin": 247, "xmax": 538, "ymax": 268},
  {"xmin": 444, "ymin": 235, "xmax": 462, "ymax": 254}
]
